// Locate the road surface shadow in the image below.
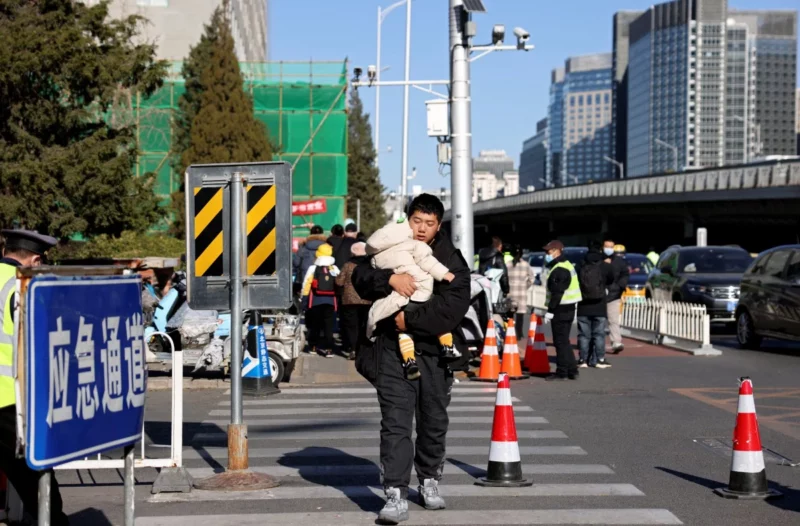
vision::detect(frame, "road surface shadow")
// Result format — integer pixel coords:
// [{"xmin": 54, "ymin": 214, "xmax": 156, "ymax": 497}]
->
[
  {"xmin": 278, "ymin": 447, "xmax": 384, "ymax": 513},
  {"xmin": 68, "ymin": 507, "xmax": 114, "ymax": 526},
  {"xmin": 657, "ymin": 467, "xmax": 800, "ymax": 513}
]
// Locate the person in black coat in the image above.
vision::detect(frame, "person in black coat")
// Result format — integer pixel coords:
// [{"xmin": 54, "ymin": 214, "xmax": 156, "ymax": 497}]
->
[
  {"xmin": 603, "ymin": 239, "xmax": 630, "ymax": 353},
  {"xmin": 351, "ymin": 193, "xmax": 470, "ymax": 523},
  {"xmin": 577, "ymin": 242, "xmax": 615, "ymax": 368},
  {"xmin": 542, "ymin": 240, "xmax": 579, "ymax": 381}
]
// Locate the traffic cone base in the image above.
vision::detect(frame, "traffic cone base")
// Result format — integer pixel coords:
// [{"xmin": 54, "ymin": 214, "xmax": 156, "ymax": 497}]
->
[
  {"xmin": 499, "ymin": 318, "xmax": 530, "ymax": 380},
  {"xmin": 475, "ymin": 374, "xmax": 531, "ymax": 487},
  {"xmin": 714, "ymin": 377, "xmax": 782, "ymax": 500}
]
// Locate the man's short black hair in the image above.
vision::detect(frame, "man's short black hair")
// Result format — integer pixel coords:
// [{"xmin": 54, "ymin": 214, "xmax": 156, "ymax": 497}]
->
[
  {"xmin": 356, "ymin": 232, "xmax": 367, "ymax": 242},
  {"xmin": 406, "ymin": 193, "xmax": 444, "ymax": 223},
  {"xmin": 331, "ymin": 224, "xmax": 344, "ymax": 237},
  {"xmin": 345, "ymin": 223, "xmax": 358, "ymax": 233},
  {"xmin": 588, "ymin": 240, "xmax": 603, "ymax": 251},
  {"xmin": 310, "ymin": 225, "xmax": 324, "ymax": 235}
]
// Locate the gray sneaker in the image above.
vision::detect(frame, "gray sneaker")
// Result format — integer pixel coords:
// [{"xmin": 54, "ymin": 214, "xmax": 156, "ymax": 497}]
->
[
  {"xmin": 418, "ymin": 478, "xmax": 446, "ymax": 510},
  {"xmin": 378, "ymin": 487, "xmax": 409, "ymax": 524}
]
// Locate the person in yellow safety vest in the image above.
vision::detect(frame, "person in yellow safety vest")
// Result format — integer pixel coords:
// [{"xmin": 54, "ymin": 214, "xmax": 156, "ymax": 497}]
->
[
  {"xmin": 0, "ymin": 229, "xmax": 70, "ymax": 526},
  {"xmin": 503, "ymin": 251, "xmax": 513, "ymax": 265},
  {"xmin": 542, "ymin": 239, "xmax": 582, "ymax": 381},
  {"xmin": 646, "ymin": 247, "xmax": 659, "ymax": 266}
]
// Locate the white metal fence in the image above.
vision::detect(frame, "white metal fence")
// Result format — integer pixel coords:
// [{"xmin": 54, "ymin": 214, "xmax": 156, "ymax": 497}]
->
[
  {"xmin": 54, "ymin": 333, "xmax": 192, "ymax": 492},
  {"xmin": 620, "ymin": 299, "xmax": 720, "ymax": 356}
]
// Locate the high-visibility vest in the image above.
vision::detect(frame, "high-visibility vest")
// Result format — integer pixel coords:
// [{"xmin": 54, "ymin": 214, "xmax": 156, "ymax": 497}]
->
[
  {"xmin": 545, "ymin": 260, "xmax": 582, "ymax": 306},
  {"xmin": 0, "ymin": 263, "xmax": 17, "ymax": 408}
]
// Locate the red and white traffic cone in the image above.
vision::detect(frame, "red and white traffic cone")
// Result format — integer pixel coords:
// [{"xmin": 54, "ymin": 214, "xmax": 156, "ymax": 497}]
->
[
  {"xmin": 471, "ymin": 319, "xmax": 500, "ymax": 382},
  {"xmin": 499, "ymin": 318, "xmax": 529, "ymax": 380},
  {"xmin": 523, "ymin": 312, "xmax": 550, "ymax": 375},
  {"xmin": 714, "ymin": 377, "xmax": 782, "ymax": 499},
  {"xmin": 475, "ymin": 373, "xmax": 532, "ymax": 487}
]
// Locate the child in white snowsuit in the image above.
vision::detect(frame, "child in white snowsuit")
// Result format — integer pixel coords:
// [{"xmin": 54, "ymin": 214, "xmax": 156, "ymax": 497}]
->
[{"xmin": 366, "ymin": 219, "xmax": 459, "ymax": 380}]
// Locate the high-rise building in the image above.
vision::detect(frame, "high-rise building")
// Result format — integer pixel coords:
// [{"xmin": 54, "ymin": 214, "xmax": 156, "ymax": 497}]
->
[
  {"xmin": 84, "ymin": 0, "xmax": 269, "ymax": 62},
  {"xmin": 611, "ymin": 11, "xmax": 644, "ymax": 177},
  {"xmin": 625, "ymin": 0, "xmax": 797, "ymax": 177},
  {"xmin": 519, "ymin": 118, "xmax": 548, "ymax": 190},
  {"xmin": 547, "ymin": 54, "xmax": 613, "ymax": 186},
  {"xmin": 471, "ymin": 150, "xmax": 519, "ymax": 202},
  {"xmin": 796, "ymin": 88, "xmax": 800, "ymax": 154},
  {"xmin": 546, "ymin": 68, "xmax": 566, "ymax": 187}
]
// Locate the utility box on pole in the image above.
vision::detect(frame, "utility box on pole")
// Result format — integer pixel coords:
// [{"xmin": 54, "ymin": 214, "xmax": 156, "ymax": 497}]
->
[{"xmin": 426, "ymin": 99, "xmax": 449, "ymax": 137}]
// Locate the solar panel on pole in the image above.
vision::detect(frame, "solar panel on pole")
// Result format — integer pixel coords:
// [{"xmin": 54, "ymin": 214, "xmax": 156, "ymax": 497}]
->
[{"xmin": 462, "ymin": 0, "xmax": 486, "ymax": 13}]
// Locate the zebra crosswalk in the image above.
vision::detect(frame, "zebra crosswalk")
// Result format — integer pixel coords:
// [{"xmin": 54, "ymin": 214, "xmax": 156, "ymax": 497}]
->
[{"xmin": 138, "ymin": 381, "xmax": 682, "ymax": 525}]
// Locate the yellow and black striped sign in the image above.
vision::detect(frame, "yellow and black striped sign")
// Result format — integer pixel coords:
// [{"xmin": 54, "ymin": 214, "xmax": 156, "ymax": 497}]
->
[
  {"xmin": 246, "ymin": 184, "xmax": 277, "ymax": 276},
  {"xmin": 193, "ymin": 187, "xmax": 224, "ymax": 277}
]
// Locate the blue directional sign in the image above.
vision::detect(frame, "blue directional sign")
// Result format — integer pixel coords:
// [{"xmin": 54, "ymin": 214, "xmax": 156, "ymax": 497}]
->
[
  {"xmin": 25, "ymin": 275, "xmax": 146, "ymax": 470},
  {"xmin": 243, "ymin": 324, "xmax": 272, "ymax": 379}
]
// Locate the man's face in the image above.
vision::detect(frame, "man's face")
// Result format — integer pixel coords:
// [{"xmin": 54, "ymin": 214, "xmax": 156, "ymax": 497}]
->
[
  {"xmin": 409, "ymin": 211, "xmax": 441, "ymax": 244},
  {"xmin": 547, "ymin": 248, "xmax": 561, "ymax": 259},
  {"xmin": 603, "ymin": 241, "xmax": 614, "ymax": 251}
]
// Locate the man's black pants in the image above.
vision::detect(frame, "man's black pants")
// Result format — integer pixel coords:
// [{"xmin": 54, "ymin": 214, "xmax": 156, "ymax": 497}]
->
[
  {"xmin": 375, "ymin": 347, "xmax": 453, "ymax": 497},
  {"xmin": 551, "ymin": 318, "xmax": 577, "ymax": 377},
  {"xmin": 0, "ymin": 406, "xmax": 69, "ymax": 525},
  {"xmin": 339, "ymin": 305, "xmax": 369, "ymax": 353}
]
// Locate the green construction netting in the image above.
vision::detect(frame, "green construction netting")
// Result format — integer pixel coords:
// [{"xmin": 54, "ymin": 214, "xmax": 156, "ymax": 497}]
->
[{"xmin": 130, "ymin": 60, "xmax": 349, "ymax": 228}]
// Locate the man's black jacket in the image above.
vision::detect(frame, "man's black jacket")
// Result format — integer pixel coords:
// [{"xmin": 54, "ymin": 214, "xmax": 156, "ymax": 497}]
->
[
  {"xmin": 352, "ymin": 231, "xmax": 471, "ymax": 369},
  {"xmin": 606, "ymin": 253, "xmax": 630, "ymax": 302},
  {"xmin": 545, "ymin": 254, "xmax": 577, "ymax": 322}
]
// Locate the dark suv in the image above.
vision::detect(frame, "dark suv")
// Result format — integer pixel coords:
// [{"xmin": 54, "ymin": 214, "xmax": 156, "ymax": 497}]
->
[
  {"xmin": 735, "ymin": 245, "xmax": 800, "ymax": 349},
  {"xmin": 646, "ymin": 246, "xmax": 754, "ymax": 322}
]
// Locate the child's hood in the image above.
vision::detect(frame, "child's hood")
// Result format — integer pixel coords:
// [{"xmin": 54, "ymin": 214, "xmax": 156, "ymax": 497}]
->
[
  {"xmin": 314, "ymin": 255, "xmax": 336, "ymax": 266},
  {"xmin": 366, "ymin": 219, "xmax": 413, "ymax": 255}
]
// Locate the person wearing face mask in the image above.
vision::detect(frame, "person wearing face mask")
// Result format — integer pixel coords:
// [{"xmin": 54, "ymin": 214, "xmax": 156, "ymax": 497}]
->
[
  {"xmin": 603, "ymin": 238, "xmax": 629, "ymax": 354},
  {"xmin": 0, "ymin": 229, "xmax": 71, "ymax": 525},
  {"xmin": 542, "ymin": 240, "xmax": 582, "ymax": 381}
]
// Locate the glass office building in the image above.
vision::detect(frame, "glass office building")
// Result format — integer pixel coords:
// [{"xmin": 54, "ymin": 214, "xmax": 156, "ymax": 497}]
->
[
  {"xmin": 547, "ymin": 55, "xmax": 613, "ymax": 187},
  {"xmin": 625, "ymin": 0, "xmax": 797, "ymax": 177},
  {"xmin": 546, "ymin": 68, "xmax": 566, "ymax": 187},
  {"xmin": 519, "ymin": 118, "xmax": 548, "ymax": 190}
]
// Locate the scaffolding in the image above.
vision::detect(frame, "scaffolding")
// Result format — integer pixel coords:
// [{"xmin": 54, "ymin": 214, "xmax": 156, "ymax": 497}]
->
[{"xmin": 123, "ymin": 60, "xmax": 349, "ymax": 230}]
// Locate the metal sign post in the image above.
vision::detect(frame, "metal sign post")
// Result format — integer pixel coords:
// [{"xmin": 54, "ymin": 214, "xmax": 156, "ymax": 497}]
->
[{"xmin": 187, "ymin": 161, "xmax": 291, "ymax": 491}]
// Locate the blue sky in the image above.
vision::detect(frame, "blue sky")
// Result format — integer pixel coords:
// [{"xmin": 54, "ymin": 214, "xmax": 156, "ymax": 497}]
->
[{"xmin": 269, "ymin": 0, "xmax": 800, "ymax": 192}]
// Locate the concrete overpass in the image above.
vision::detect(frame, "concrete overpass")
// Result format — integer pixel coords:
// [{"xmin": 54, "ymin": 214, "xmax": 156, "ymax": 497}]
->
[{"xmin": 443, "ymin": 160, "xmax": 800, "ymax": 253}]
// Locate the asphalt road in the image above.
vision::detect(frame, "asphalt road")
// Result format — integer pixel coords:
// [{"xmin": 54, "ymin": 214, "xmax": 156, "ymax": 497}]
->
[{"xmin": 50, "ymin": 336, "xmax": 799, "ymax": 526}]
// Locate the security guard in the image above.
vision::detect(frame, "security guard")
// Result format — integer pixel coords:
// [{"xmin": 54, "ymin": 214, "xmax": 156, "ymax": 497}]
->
[
  {"xmin": 542, "ymin": 239, "xmax": 582, "ymax": 381},
  {"xmin": 0, "ymin": 229, "xmax": 70, "ymax": 525}
]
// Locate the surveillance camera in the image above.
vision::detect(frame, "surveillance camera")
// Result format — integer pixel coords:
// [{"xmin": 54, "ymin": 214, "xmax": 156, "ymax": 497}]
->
[
  {"xmin": 353, "ymin": 67, "xmax": 363, "ymax": 78},
  {"xmin": 513, "ymin": 27, "xmax": 530, "ymax": 42},
  {"xmin": 367, "ymin": 65, "xmax": 377, "ymax": 79},
  {"xmin": 491, "ymin": 24, "xmax": 505, "ymax": 45}
]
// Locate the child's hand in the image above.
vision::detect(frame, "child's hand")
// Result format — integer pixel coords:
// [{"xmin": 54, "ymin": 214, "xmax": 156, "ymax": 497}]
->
[{"xmin": 444, "ymin": 272, "xmax": 455, "ymax": 282}]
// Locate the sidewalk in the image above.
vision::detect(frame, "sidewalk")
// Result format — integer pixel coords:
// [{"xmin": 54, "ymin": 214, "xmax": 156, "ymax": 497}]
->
[{"xmin": 286, "ymin": 352, "xmax": 368, "ymax": 386}]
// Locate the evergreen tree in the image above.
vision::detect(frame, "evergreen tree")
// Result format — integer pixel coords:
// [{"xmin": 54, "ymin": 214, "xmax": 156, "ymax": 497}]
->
[
  {"xmin": 347, "ymin": 90, "xmax": 386, "ymax": 234},
  {"xmin": 171, "ymin": 10, "xmax": 273, "ymax": 237},
  {"xmin": 0, "ymin": 0, "xmax": 167, "ymax": 238}
]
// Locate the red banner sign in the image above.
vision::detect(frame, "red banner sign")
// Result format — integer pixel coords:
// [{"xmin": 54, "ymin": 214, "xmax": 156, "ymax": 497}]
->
[{"xmin": 292, "ymin": 199, "xmax": 327, "ymax": 215}]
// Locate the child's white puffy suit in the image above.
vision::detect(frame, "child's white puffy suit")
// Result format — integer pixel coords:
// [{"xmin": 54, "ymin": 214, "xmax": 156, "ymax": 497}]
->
[{"xmin": 365, "ymin": 220, "xmax": 450, "ymax": 339}]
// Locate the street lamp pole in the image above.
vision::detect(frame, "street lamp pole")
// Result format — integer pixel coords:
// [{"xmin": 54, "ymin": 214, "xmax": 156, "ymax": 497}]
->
[
  {"xmin": 449, "ymin": 0, "xmax": 474, "ymax": 261},
  {"xmin": 375, "ymin": 0, "xmax": 408, "ymax": 174},
  {"xmin": 654, "ymin": 138, "xmax": 678, "ymax": 173},
  {"xmin": 400, "ymin": 0, "xmax": 412, "ymax": 202},
  {"xmin": 603, "ymin": 156, "xmax": 624, "ymax": 180}
]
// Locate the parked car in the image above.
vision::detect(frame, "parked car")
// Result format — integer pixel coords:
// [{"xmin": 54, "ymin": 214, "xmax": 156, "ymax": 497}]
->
[
  {"xmin": 562, "ymin": 247, "xmax": 588, "ymax": 270},
  {"xmin": 528, "ymin": 251, "xmax": 545, "ymax": 285},
  {"xmin": 622, "ymin": 253, "xmax": 654, "ymax": 302},
  {"xmin": 735, "ymin": 245, "xmax": 800, "ymax": 348},
  {"xmin": 646, "ymin": 245, "xmax": 754, "ymax": 322}
]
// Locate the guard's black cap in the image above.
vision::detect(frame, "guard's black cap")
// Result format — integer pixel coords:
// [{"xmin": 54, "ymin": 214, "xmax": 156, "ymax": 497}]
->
[{"xmin": 1, "ymin": 229, "xmax": 58, "ymax": 255}]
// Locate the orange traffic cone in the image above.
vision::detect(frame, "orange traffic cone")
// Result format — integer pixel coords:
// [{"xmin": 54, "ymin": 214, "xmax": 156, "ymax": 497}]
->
[
  {"xmin": 471, "ymin": 319, "xmax": 500, "ymax": 382},
  {"xmin": 715, "ymin": 377, "xmax": 782, "ymax": 499},
  {"xmin": 523, "ymin": 312, "xmax": 551, "ymax": 375},
  {"xmin": 475, "ymin": 373, "xmax": 532, "ymax": 487},
  {"xmin": 500, "ymin": 318, "xmax": 529, "ymax": 380}
]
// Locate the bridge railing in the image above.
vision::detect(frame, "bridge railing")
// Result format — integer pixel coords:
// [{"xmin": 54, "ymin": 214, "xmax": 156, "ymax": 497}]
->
[{"xmin": 455, "ymin": 160, "xmax": 800, "ymax": 217}]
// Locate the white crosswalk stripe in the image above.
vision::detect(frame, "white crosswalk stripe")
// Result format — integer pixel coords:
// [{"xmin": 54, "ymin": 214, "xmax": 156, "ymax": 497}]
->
[{"xmin": 145, "ymin": 384, "xmax": 682, "ymax": 525}]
